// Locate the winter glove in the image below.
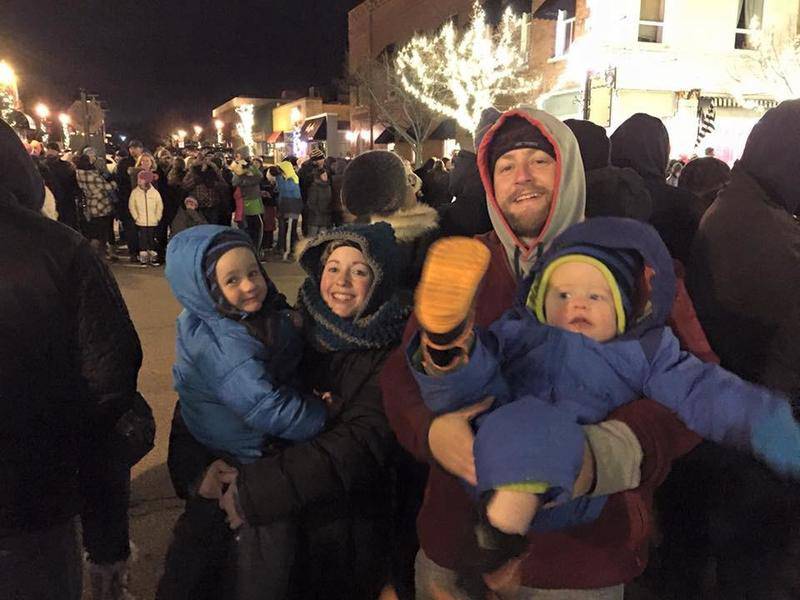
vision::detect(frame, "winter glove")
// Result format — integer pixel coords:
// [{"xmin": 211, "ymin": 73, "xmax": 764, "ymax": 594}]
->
[
  {"xmin": 415, "ymin": 237, "xmax": 490, "ymax": 370},
  {"xmin": 751, "ymin": 402, "xmax": 800, "ymax": 478},
  {"xmin": 88, "ymin": 558, "xmax": 136, "ymax": 600},
  {"xmin": 455, "ymin": 493, "xmax": 529, "ymax": 599}
]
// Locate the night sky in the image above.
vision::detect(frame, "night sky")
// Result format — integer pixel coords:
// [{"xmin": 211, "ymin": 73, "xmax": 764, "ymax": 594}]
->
[{"xmin": 1, "ymin": 0, "xmax": 361, "ymax": 137}]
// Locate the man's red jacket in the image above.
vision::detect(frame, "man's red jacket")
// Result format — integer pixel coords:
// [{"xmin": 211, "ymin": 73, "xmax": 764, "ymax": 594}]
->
[{"xmin": 380, "ymin": 230, "xmax": 710, "ymax": 589}]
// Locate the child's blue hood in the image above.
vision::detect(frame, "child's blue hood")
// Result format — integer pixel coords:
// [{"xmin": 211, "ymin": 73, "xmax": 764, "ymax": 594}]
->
[
  {"xmin": 520, "ymin": 217, "xmax": 677, "ymax": 337},
  {"xmin": 165, "ymin": 225, "xmax": 252, "ymax": 321}
]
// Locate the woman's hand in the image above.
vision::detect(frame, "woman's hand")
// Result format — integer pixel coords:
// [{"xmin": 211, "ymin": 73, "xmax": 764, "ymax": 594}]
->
[
  {"xmin": 196, "ymin": 459, "xmax": 238, "ymax": 500},
  {"xmin": 427, "ymin": 397, "xmax": 493, "ymax": 486},
  {"xmin": 219, "ymin": 477, "xmax": 246, "ymax": 530},
  {"xmin": 321, "ymin": 391, "xmax": 345, "ymax": 421}
]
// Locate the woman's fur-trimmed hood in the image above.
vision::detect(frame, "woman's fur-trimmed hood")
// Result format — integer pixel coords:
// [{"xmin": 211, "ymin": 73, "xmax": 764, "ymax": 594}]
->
[{"xmin": 369, "ymin": 202, "xmax": 439, "ymax": 243}]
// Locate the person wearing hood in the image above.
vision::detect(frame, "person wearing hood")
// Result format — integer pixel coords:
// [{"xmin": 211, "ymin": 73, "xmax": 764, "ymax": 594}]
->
[
  {"xmin": 421, "ymin": 159, "xmax": 452, "ymax": 211},
  {"xmin": 162, "ymin": 223, "xmax": 411, "ymax": 599},
  {"xmin": 157, "ymin": 226, "xmax": 335, "ymax": 599},
  {"xmin": 411, "ymin": 217, "xmax": 800, "ymax": 594},
  {"xmin": 677, "ymin": 155, "xmax": 731, "ymax": 223},
  {"xmin": 0, "ymin": 119, "xmax": 151, "ymax": 599},
  {"xmin": 276, "ymin": 160, "xmax": 303, "ymax": 260},
  {"xmin": 674, "ymin": 99, "xmax": 800, "ymax": 599},
  {"xmin": 380, "ymin": 106, "xmax": 709, "ymax": 598},
  {"xmin": 563, "ymin": 119, "xmax": 653, "ymax": 222},
  {"xmin": 610, "ymin": 113, "xmax": 700, "ymax": 267},
  {"xmin": 298, "ymin": 147, "xmax": 326, "ymax": 236},
  {"xmin": 437, "ymin": 148, "xmax": 493, "ymax": 237}
]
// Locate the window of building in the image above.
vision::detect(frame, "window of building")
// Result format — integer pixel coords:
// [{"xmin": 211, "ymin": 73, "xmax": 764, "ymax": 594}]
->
[
  {"xmin": 735, "ymin": 0, "xmax": 764, "ymax": 49},
  {"xmin": 638, "ymin": 0, "xmax": 665, "ymax": 43},
  {"xmin": 553, "ymin": 9, "xmax": 576, "ymax": 58}
]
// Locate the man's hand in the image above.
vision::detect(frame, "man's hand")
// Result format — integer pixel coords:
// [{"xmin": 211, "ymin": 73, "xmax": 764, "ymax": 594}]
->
[
  {"xmin": 196, "ymin": 459, "xmax": 238, "ymax": 500},
  {"xmin": 428, "ymin": 397, "xmax": 493, "ymax": 486},
  {"xmin": 219, "ymin": 473, "xmax": 246, "ymax": 530}
]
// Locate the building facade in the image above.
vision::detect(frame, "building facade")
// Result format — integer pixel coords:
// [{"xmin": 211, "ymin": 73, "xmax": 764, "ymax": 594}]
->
[
  {"xmin": 531, "ymin": 0, "xmax": 800, "ymax": 162},
  {"xmin": 347, "ymin": 0, "xmax": 480, "ymax": 161}
]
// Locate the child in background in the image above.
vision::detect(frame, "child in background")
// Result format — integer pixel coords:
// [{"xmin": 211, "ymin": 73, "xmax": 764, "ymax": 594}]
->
[
  {"xmin": 169, "ymin": 196, "xmax": 207, "ymax": 238},
  {"xmin": 411, "ymin": 217, "xmax": 800, "ymax": 594},
  {"xmin": 129, "ymin": 170, "xmax": 164, "ymax": 266}
]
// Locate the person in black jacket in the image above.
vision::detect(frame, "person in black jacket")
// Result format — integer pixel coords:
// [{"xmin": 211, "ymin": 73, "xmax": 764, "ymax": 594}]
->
[
  {"xmin": 43, "ymin": 142, "xmax": 80, "ymax": 229},
  {"xmin": 564, "ymin": 118, "xmax": 653, "ymax": 223},
  {"xmin": 115, "ymin": 140, "xmax": 144, "ymax": 260},
  {"xmin": 610, "ymin": 113, "xmax": 700, "ymax": 267},
  {"xmin": 438, "ymin": 148, "xmax": 492, "ymax": 237},
  {"xmin": 0, "ymin": 120, "xmax": 150, "ymax": 600},
  {"xmin": 164, "ymin": 223, "xmax": 411, "ymax": 600}
]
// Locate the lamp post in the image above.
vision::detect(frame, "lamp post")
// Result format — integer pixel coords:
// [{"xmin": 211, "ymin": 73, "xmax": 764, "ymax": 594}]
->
[
  {"xmin": 34, "ymin": 103, "xmax": 50, "ymax": 141},
  {"xmin": 214, "ymin": 119, "xmax": 224, "ymax": 145},
  {"xmin": 193, "ymin": 124, "xmax": 203, "ymax": 145},
  {"xmin": 177, "ymin": 129, "xmax": 187, "ymax": 149}
]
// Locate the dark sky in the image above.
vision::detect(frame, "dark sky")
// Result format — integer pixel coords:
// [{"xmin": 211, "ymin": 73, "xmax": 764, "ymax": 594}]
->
[{"xmin": 0, "ymin": 0, "xmax": 361, "ymax": 135}]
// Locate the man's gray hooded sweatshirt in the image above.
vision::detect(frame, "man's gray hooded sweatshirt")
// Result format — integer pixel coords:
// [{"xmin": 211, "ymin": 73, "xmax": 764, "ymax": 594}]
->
[{"xmin": 474, "ymin": 105, "xmax": 586, "ymax": 278}]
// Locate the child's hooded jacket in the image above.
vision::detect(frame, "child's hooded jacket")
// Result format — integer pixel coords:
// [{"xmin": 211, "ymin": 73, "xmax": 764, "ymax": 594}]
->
[
  {"xmin": 411, "ymin": 217, "xmax": 796, "ymax": 506},
  {"xmin": 166, "ymin": 225, "xmax": 326, "ymax": 462}
]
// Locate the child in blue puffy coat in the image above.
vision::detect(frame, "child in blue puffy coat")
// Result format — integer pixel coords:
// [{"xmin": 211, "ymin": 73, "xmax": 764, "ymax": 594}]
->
[
  {"xmin": 158, "ymin": 224, "xmax": 337, "ymax": 599},
  {"xmin": 410, "ymin": 217, "xmax": 800, "ymax": 590}
]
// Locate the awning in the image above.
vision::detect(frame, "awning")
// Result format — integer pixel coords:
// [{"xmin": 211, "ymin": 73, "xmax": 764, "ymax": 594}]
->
[
  {"xmin": 427, "ymin": 119, "xmax": 458, "ymax": 140},
  {"xmin": 533, "ymin": 0, "xmax": 575, "ymax": 20},
  {"xmin": 374, "ymin": 126, "xmax": 399, "ymax": 144},
  {"xmin": 266, "ymin": 131, "xmax": 284, "ymax": 144},
  {"xmin": 300, "ymin": 116, "xmax": 327, "ymax": 141}
]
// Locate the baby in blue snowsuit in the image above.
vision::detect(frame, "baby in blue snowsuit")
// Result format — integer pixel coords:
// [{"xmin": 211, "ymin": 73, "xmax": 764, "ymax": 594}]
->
[{"xmin": 411, "ymin": 217, "xmax": 800, "ymax": 550}]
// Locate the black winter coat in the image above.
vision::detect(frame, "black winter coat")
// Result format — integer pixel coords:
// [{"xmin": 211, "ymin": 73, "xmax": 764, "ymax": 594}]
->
[
  {"xmin": 305, "ymin": 179, "xmax": 333, "ymax": 227},
  {"xmin": 439, "ymin": 150, "xmax": 492, "ymax": 237},
  {"xmin": 610, "ymin": 113, "xmax": 700, "ymax": 266},
  {"xmin": 43, "ymin": 155, "xmax": 80, "ymax": 228},
  {"xmin": 690, "ymin": 167, "xmax": 800, "ymax": 406},
  {"xmin": 0, "ymin": 124, "xmax": 142, "ymax": 541},
  {"xmin": 167, "ymin": 346, "xmax": 398, "ymax": 600}
]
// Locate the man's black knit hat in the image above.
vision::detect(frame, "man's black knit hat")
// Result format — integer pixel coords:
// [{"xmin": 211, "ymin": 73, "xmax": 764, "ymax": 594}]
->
[
  {"xmin": 488, "ymin": 116, "xmax": 556, "ymax": 174},
  {"xmin": 342, "ymin": 150, "xmax": 408, "ymax": 217}
]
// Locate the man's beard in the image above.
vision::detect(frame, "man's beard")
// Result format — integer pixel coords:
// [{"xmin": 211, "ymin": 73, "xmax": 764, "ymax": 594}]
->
[{"xmin": 506, "ymin": 211, "xmax": 547, "ymax": 239}]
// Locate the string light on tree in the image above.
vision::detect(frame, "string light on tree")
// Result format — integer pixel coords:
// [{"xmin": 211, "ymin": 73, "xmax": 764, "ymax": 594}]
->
[
  {"xmin": 58, "ymin": 113, "xmax": 71, "ymax": 148},
  {"xmin": 394, "ymin": 1, "xmax": 538, "ymax": 134},
  {"xmin": 0, "ymin": 60, "xmax": 19, "ymax": 123},
  {"xmin": 235, "ymin": 103, "xmax": 255, "ymax": 156}
]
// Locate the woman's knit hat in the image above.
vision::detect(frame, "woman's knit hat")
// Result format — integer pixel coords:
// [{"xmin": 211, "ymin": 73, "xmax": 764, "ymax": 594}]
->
[
  {"xmin": 527, "ymin": 245, "xmax": 641, "ymax": 335},
  {"xmin": 341, "ymin": 150, "xmax": 409, "ymax": 218}
]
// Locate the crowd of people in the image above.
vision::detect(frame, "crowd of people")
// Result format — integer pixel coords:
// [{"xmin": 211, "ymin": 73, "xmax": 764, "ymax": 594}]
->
[{"xmin": 3, "ymin": 97, "xmax": 800, "ymax": 600}]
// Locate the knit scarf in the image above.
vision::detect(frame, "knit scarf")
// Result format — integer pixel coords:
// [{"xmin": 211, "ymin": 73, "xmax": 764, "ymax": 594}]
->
[{"xmin": 297, "ymin": 277, "xmax": 411, "ymax": 352}]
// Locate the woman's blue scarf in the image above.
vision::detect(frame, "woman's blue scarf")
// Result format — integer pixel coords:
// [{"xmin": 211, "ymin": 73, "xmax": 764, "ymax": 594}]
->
[{"xmin": 297, "ymin": 277, "xmax": 410, "ymax": 352}]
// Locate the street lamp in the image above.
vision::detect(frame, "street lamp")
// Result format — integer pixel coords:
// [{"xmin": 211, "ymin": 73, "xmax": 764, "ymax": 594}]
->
[
  {"xmin": 177, "ymin": 129, "xmax": 187, "ymax": 148},
  {"xmin": 34, "ymin": 103, "xmax": 50, "ymax": 120},
  {"xmin": 193, "ymin": 124, "xmax": 203, "ymax": 144},
  {"xmin": 214, "ymin": 119, "xmax": 224, "ymax": 145},
  {"xmin": 58, "ymin": 113, "xmax": 70, "ymax": 148}
]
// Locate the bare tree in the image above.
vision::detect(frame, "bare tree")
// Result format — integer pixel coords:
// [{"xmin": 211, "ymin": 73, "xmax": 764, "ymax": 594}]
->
[
  {"xmin": 351, "ymin": 50, "xmax": 438, "ymax": 167},
  {"xmin": 733, "ymin": 24, "xmax": 800, "ymax": 102},
  {"xmin": 394, "ymin": 1, "xmax": 538, "ymax": 137}
]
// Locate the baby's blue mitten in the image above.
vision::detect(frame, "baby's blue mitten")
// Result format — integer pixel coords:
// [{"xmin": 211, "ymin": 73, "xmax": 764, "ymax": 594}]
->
[{"xmin": 751, "ymin": 402, "xmax": 800, "ymax": 478}]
